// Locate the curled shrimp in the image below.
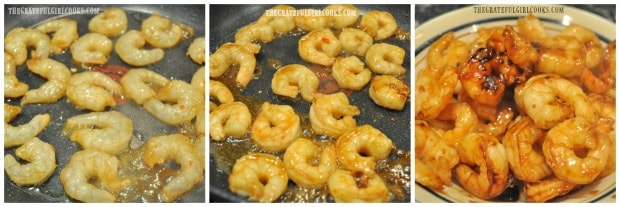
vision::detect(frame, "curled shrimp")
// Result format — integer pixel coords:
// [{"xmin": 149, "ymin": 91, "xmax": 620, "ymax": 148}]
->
[
  {"xmin": 368, "ymin": 75, "xmax": 410, "ymax": 110},
  {"xmin": 309, "ymin": 92, "xmax": 360, "ymax": 138},
  {"xmin": 537, "ymin": 35, "xmax": 587, "ymax": 78},
  {"xmin": 21, "ymin": 58, "xmax": 71, "ymax": 105},
  {"xmin": 209, "ymin": 43, "xmax": 257, "ymax": 88},
  {"xmin": 436, "ymin": 102, "xmax": 478, "ymax": 148},
  {"xmin": 70, "ymin": 33, "xmax": 113, "ymax": 65},
  {"xmin": 251, "ymin": 102, "xmax": 301, "ymax": 152},
  {"xmin": 298, "ymin": 29, "xmax": 341, "ymax": 66},
  {"xmin": 283, "ymin": 138, "xmax": 337, "ymax": 188},
  {"xmin": 191, "ymin": 66, "xmax": 206, "ymax": 95},
  {"xmin": 209, "ymin": 80, "xmax": 233, "ymax": 105},
  {"xmin": 415, "ymin": 120, "xmax": 459, "ymax": 190},
  {"xmin": 257, "ymin": 5, "xmax": 296, "ymax": 34},
  {"xmin": 4, "ymin": 137, "xmax": 56, "ymax": 186},
  {"xmin": 359, "ymin": 11, "xmax": 397, "ymax": 41},
  {"xmin": 88, "ymin": 7, "xmax": 128, "ymax": 37},
  {"xmin": 4, "ymin": 27, "xmax": 51, "ymax": 66},
  {"xmin": 338, "ymin": 28, "xmax": 373, "ymax": 57},
  {"xmin": 4, "ymin": 53, "xmax": 28, "ymax": 98},
  {"xmin": 66, "ymin": 71, "xmax": 123, "ymax": 111},
  {"xmin": 415, "ymin": 65, "xmax": 457, "ymax": 120},
  {"xmin": 63, "ymin": 111, "xmax": 133, "ymax": 155},
  {"xmin": 524, "ymin": 176, "xmax": 578, "ymax": 202},
  {"xmin": 326, "ymin": 4, "xmax": 359, "ymax": 28},
  {"xmin": 234, "ymin": 22, "xmax": 274, "ymax": 51},
  {"xmin": 143, "ymin": 134, "xmax": 204, "ymax": 202},
  {"xmin": 143, "ymin": 80, "xmax": 203, "ymax": 125},
  {"xmin": 60, "ymin": 149, "xmax": 130, "ymax": 203},
  {"xmin": 517, "ymin": 14, "xmax": 547, "ymax": 43},
  {"xmin": 271, "ymin": 64, "xmax": 319, "ymax": 102},
  {"xmin": 4, "ymin": 104, "xmax": 51, "ymax": 148},
  {"xmin": 229, "ymin": 152, "xmax": 288, "ymax": 203},
  {"xmin": 502, "ymin": 116, "xmax": 552, "ymax": 182},
  {"xmin": 209, "ymin": 102, "xmax": 252, "ymax": 141},
  {"xmin": 187, "ymin": 37, "xmax": 205, "ymax": 64},
  {"xmin": 458, "ymin": 47, "xmax": 507, "ymax": 106},
  {"xmin": 563, "ymin": 24, "xmax": 604, "ymax": 69},
  {"xmin": 427, "ymin": 32, "xmax": 469, "ymax": 70},
  {"xmin": 365, "ymin": 43, "xmax": 406, "ymax": 75},
  {"xmin": 331, "ymin": 56, "xmax": 372, "ymax": 90},
  {"xmin": 120, "ymin": 68, "xmax": 170, "ymax": 105},
  {"xmin": 115, "ymin": 30, "xmax": 164, "ymax": 66},
  {"xmin": 336, "ymin": 125, "xmax": 393, "ymax": 174},
  {"xmin": 327, "ymin": 170, "xmax": 389, "ymax": 202},
  {"xmin": 294, "ymin": 11, "xmax": 329, "ymax": 31},
  {"xmin": 142, "ymin": 13, "xmax": 194, "ymax": 48},
  {"xmin": 35, "ymin": 18, "xmax": 78, "ymax": 54}
]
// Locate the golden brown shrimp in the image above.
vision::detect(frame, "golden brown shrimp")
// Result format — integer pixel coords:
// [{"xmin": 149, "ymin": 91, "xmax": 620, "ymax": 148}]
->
[
  {"xmin": 142, "ymin": 13, "xmax": 193, "ymax": 48},
  {"xmin": 309, "ymin": 92, "xmax": 360, "ymax": 138},
  {"xmin": 415, "ymin": 65, "xmax": 457, "ymax": 120},
  {"xmin": 70, "ymin": 33, "xmax": 113, "ymax": 65},
  {"xmin": 294, "ymin": 11, "xmax": 329, "ymax": 31},
  {"xmin": 228, "ymin": 152, "xmax": 288, "ymax": 202},
  {"xmin": 143, "ymin": 80, "xmax": 203, "ymax": 125},
  {"xmin": 4, "ymin": 104, "xmax": 50, "ymax": 148},
  {"xmin": 120, "ymin": 68, "xmax": 170, "ymax": 105},
  {"xmin": 331, "ymin": 56, "xmax": 372, "ymax": 90},
  {"xmin": 579, "ymin": 40, "xmax": 615, "ymax": 95},
  {"xmin": 537, "ymin": 35, "xmax": 587, "ymax": 78},
  {"xmin": 517, "ymin": 14, "xmax": 547, "ymax": 43},
  {"xmin": 326, "ymin": 4, "xmax": 359, "ymax": 29},
  {"xmin": 502, "ymin": 116, "xmax": 552, "ymax": 182},
  {"xmin": 435, "ymin": 102, "xmax": 478, "ymax": 149},
  {"xmin": 359, "ymin": 11, "xmax": 397, "ymax": 41},
  {"xmin": 251, "ymin": 102, "xmax": 301, "ymax": 152},
  {"xmin": 257, "ymin": 5, "xmax": 296, "ymax": 34},
  {"xmin": 298, "ymin": 29, "xmax": 341, "ymax": 66},
  {"xmin": 524, "ymin": 176, "xmax": 578, "ymax": 203},
  {"xmin": 209, "ymin": 80, "xmax": 234, "ymax": 105},
  {"xmin": 63, "ymin": 111, "xmax": 133, "ymax": 155},
  {"xmin": 234, "ymin": 22, "xmax": 273, "ymax": 52},
  {"xmin": 4, "ymin": 27, "xmax": 51, "ymax": 66},
  {"xmin": 4, "ymin": 137, "xmax": 56, "ymax": 186},
  {"xmin": 415, "ymin": 120, "xmax": 459, "ymax": 190},
  {"xmin": 338, "ymin": 28, "xmax": 374, "ymax": 57},
  {"xmin": 271, "ymin": 64, "xmax": 319, "ymax": 102},
  {"xmin": 283, "ymin": 138, "xmax": 337, "ymax": 188},
  {"xmin": 21, "ymin": 58, "xmax": 71, "ymax": 106},
  {"xmin": 336, "ymin": 125, "xmax": 393, "ymax": 174},
  {"xmin": 35, "ymin": 18, "xmax": 79, "ymax": 54},
  {"xmin": 563, "ymin": 24, "xmax": 604, "ymax": 70},
  {"xmin": 209, "ymin": 102, "xmax": 252, "ymax": 141},
  {"xmin": 427, "ymin": 32, "xmax": 469, "ymax": 70},
  {"xmin": 191, "ymin": 66, "xmax": 206, "ymax": 95},
  {"xmin": 327, "ymin": 170, "xmax": 389, "ymax": 202},
  {"xmin": 187, "ymin": 37, "xmax": 205, "ymax": 64},
  {"xmin": 4, "ymin": 53, "xmax": 28, "ymax": 98},
  {"xmin": 365, "ymin": 43, "xmax": 406, "ymax": 75},
  {"xmin": 88, "ymin": 7, "xmax": 128, "ymax": 37},
  {"xmin": 209, "ymin": 43, "xmax": 257, "ymax": 88},
  {"xmin": 368, "ymin": 75, "xmax": 410, "ymax": 110},
  {"xmin": 115, "ymin": 30, "xmax": 164, "ymax": 66},
  {"xmin": 66, "ymin": 71, "xmax": 123, "ymax": 111}
]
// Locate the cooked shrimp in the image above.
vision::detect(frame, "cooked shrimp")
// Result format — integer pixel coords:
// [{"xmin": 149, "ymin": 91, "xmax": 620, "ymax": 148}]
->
[
  {"xmin": 517, "ymin": 14, "xmax": 547, "ymax": 42},
  {"xmin": 196, "ymin": 106, "xmax": 206, "ymax": 135},
  {"xmin": 436, "ymin": 103, "xmax": 478, "ymax": 148},
  {"xmin": 563, "ymin": 24, "xmax": 604, "ymax": 69},
  {"xmin": 283, "ymin": 138, "xmax": 337, "ymax": 188},
  {"xmin": 4, "ymin": 27, "xmax": 51, "ymax": 66},
  {"xmin": 120, "ymin": 68, "xmax": 170, "ymax": 105},
  {"xmin": 458, "ymin": 48, "xmax": 507, "ymax": 106},
  {"xmin": 209, "ymin": 43, "xmax": 257, "ymax": 87},
  {"xmin": 143, "ymin": 134, "xmax": 204, "ymax": 202},
  {"xmin": 35, "ymin": 18, "xmax": 79, "ymax": 54},
  {"xmin": 115, "ymin": 30, "xmax": 164, "ymax": 66},
  {"xmin": 487, "ymin": 26, "xmax": 539, "ymax": 82},
  {"xmin": 143, "ymin": 80, "xmax": 203, "ymax": 125},
  {"xmin": 228, "ymin": 152, "xmax": 288, "ymax": 203},
  {"xmin": 251, "ymin": 102, "xmax": 301, "ymax": 152},
  {"xmin": 209, "ymin": 102, "xmax": 252, "ymax": 141},
  {"xmin": 271, "ymin": 64, "xmax": 319, "ymax": 102},
  {"xmin": 298, "ymin": 29, "xmax": 341, "ymax": 66},
  {"xmin": 326, "ymin": 4, "xmax": 359, "ymax": 28},
  {"xmin": 359, "ymin": 11, "xmax": 397, "ymax": 41},
  {"xmin": 21, "ymin": 58, "xmax": 71, "ymax": 105},
  {"xmin": 537, "ymin": 35, "xmax": 587, "ymax": 78},
  {"xmin": 327, "ymin": 170, "xmax": 389, "ymax": 202},
  {"xmin": 4, "ymin": 53, "xmax": 28, "ymax": 98},
  {"xmin": 309, "ymin": 92, "xmax": 360, "ymax": 138},
  {"xmin": 234, "ymin": 22, "xmax": 274, "ymax": 52},
  {"xmin": 142, "ymin": 13, "xmax": 193, "ymax": 48},
  {"xmin": 257, "ymin": 5, "xmax": 296, "ymax": 34},
  {"xmin": 187, "ymin": 37, "xmax": 205, "ymax": 64},
  {"xmin": 331, "ymin": 56, "xmax": 372, "ymax": 90},
  {"xmin": 70, "ymin": 33, "xmax": 113, "ymax": 65},
  {"xmin": 4, "ymin": 137, "xmax": 56, "ymax": 186},
  {"xmin": 415, "ymin": 65, "xmax": 457, "ymax": 120},
  {"xmin": 338, "ymin": 28, "xmax": 373, "ymax": 57},
  {"xmin": 427, "ymin": 32, "xmax": 469, "ymax": 70},
  {"xmin": 209, "ymin": 80, "xmax": 233, "ymax": 105},
  {"xmin": 365, "ymin": 43, "xmax": 406, "ymax": 75},
  {"xmin": 336, "ymin": 125, "xmax": 393, "ymax": 174},
  {"xmin": 88, "ymin": 7, "xmax": 128, "ymax": 37},
  {"xmin": 63, "ymin": 111, "xmax": 133, "ymax": 155},
  {"xmin": 4, "ymin": 104, "xmax": 51, "ymax": 148},
  {"xmin": 415, "ymin": 120, "xmax": 459, "ymax": 189},
  {"xmin": 294, "ymin": 11, "xmax": 329, "ymax": 31},
  {"xmin": 60, "ymin": 149, "xmax": 130, "ymax": 203},
  {"xmin": 502, "ymin": 116, "xmax": 552, "ymax": 182},
  {"xmin": 368, "ymin": 75, "xmax": 410, "ymax": 110},
  {"xmin": 66, "ymin": 71, "xmax": 123, "ymax": 111},
  {"xmin": 524, "ymin": 176, "xmax": 578, "ymax": 202},
  {"xmin": 191, "ymin": 66, "xmax": 206, "ymax": 95}
]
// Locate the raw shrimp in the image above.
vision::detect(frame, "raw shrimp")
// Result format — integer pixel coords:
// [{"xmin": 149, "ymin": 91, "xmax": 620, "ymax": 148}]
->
[
  {"xmin": 326, "ymin": 4, "xmax": 359, "ymax": 28},
  {"xmin": 517, "ymin": 14, "xmax": 547, "ymax": 42},
  {"xmin": 209, "ymin": 80, "xmax": 233, "ymax": 105},
  {"xmin": 359, "ymin": 11, "xmax": 397, "ymax": 41},
  {"xmin": 537, "ymin": 35, "xmax": 587, "ymax": 78},
  {"xmin": 415, "ymin": 120, "xmax": 459, "ymax": 189},
  {"xmin": 66, "ymin": 71, "xmax": 123, "ymax": 111},
  {"xmin": 4, "ymin": 137, "xmax": 56, "ymax": 185},
  {"xmin": 502, "ymin": 116, "xmax": 552, "ymax": 182},
  {"xmin": 298, "ymin": 29, "xmax": 341, "ymax": 66},
  {"xmin": 209, "ymin": 102, "xmax": 252, "ymax": 141},
  {"xmin": 427, "ymin": 32, "xmax": 469, "ymax": 70},
  {"xmin": 60, "ymin": 149, "xmax": 130, "ymax": 203},
  {"xmin": 327, "ymin": 170, "xmax": 389, "ymax": 202},
  {"xmin": 120, "ymin": 68, "xmax": 170, "ymax": 105},
  {"xmin": 4, "ymin": 104, "xmax": 51, "ymax": 148},
  {"xmin": 257, "ymin": 5, "xmax": 296, "ymax": 34},
  {"xmin": 251, "ymin": 102, "xmax": 301, "ymax": 152},
  {"xmin": 309, "ymin": 92, "xmax": 360, "ymax": 138},
  {"xmin": 415, "ymin": 65, "xmax": 457, "ymax": 120},
  {"xmin": 283, "ymin": 138, "xmax": 337, "ymax": 188},
  {"xmin": 331, "ymin": 56, "xmax": 372, "ymax": 90},
  {"xmin": 88, "ymin": 7, "xmax": 128, "ymax": 37},
  {"xmin": 455, "ymin": 133, "xmax": 509, "ymax": 200},
  {"xmin": 524, "ymin": 176, "xmax": 578, "ymax": 202},
  {"xmin": 365, "ymin": 43, "xmax": 406, "ymax": 75},
  {"xmin": 338, "ymin": 28, "xmax": 373, "ymax": 57},
  {"xmin": 436, "ymin": 103, "xmax": 478, "ymax": 148},
  {"xmin": 115, "ymin": 30, "xmax": 165, "ymax": 66},
  {"xmin": 4, "ymin": 53, "xmax": 28, "ymax": 98},
  {"xmin": 187, "ymin": 37, "xmax": 205, "ymax": 64},
  {"xmin": 228, "ymin": 152, "xmax": 288, "ymax": 203},
  {"xmin": 542, "ymin": 116, "xmax": 610, "ymax": 184},
  {"xmin": 143, "ymin": 134, "xmax": 204, "ymax": 202},
  {"xmin": 271, "ymin": 64, "xmax": 319, "ymax": 102},
  {"xmin": 294, "ymin": 11, "xmax": 329, "ymax": 31},
  {"xmin": 143, "ymin": 80, "xmax": 203, "ymax": 125},
  {"xmin": 336, "ymin": 125, "xmax": 393, "ymax": 174},
  {"xmin": 368, "ymin": 75, "xmax": 410, "ymax": 110},
  {"xmin": 563, "ymin": 24, "xmax": 604, "ymax": 69},
  {"xmin": 35, "ymin": 18, "xmax": 79, "ymax": 54},
  {"xmin": 209, "ymin": 43, "xmax": 257, "ymax": 87},
  {"xmin": 142, "ymin": 13, "xmax": 193, "ymax": 48},
  {"xmin": 21, "ymin": 58, "xmax": 71, "ymax": 105},
  {"xmin": 70, "ymin": 33, "xmax": 113, "ymax": 65},
  {"xmin": 4, "ymin": 27, "xmax": 51, "ymax": 66},
  {"xmin": 192, "ymin": 66, "xmax": 206, "ymax": 95},
  {"xmin": 63, "ymin": 111, "xmax": 133, "ymax": 155}
]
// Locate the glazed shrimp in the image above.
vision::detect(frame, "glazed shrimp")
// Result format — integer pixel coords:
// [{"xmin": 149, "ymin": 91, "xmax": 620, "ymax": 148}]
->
[
  {"xmin": 4, "ymin": 104, "xmax": 51, "ymax": 148},
  {"xmin": 4, "ymin": 27, "xmax": 51, "ymax": 66},
  {"xmin": 359, "ymin": 11, "xmax": 397, "ymax": 41},
  {"xmin": 294, "ymin": 11, "xmax": 329, "ymax": 31},
  {"xmin": 537, "ymin": 35, "xmax": 587, "ymax": 78},
  {"xmin": 192, "ymin": 66, "xmax": 206, "ymax": 95},
  {"xmin": 336, "ymin": 125, "xmax": 393, "ymax": 174},
  {"xmin": 524, "ymin": 176, "xmax": 578, "ymax": 202},
  {"xmin": 4, "ymin": 137, "xmax": 56, "ymax": 186},
  {"xmin": 209, "ymin": 43, "xmax": 257, "ymax": 87},
  {"xmin": 309, "ymin": 92, "xmax": 360, "ymax": 138},
  {"xmin": 187, "ymin": 37, "xmax": 205, "ymax": 64},
  {"xmin": 368, "ymin": 75, "xmax": 410, "ymax": 110},
  {"xmin": 331, "ymin": 56, "xmax": 372, "ymax": 90},
  {"xmin": 88, "ymin": 7, "xmax": 128, "ymax": 37},
  {"xmin": 63, "ymin": 111, "xmax": 133, "ymax": 155},
  {"xmin": 365, "ymin": 43, "xmax": 406, "ymax": 75},
  {"xmin": 502, "ymin": 116, "xmax": 552, "ymax": 182},
  {"xmin": 60, "ymin": 149, "xmax": 130, "ymax": 203},
  {"xmin": 257, "ymin": 5, "xmax": 296, "ymax": 34},
  {"xmin": 143, "ymin": 134, "xmax": 204, "ymax": 202},
  {"xmin": 338, "ymin": 28, "xmax": 373, "ymax": 57},
  {"xmin": 283, "ymin": 138, "xmax": 337, "ymax": 188},
  {"xmin": 458, "ymin": 47, "xmax": 507, "ymax": 106},
  {"xmin": 415, "ymin": 65, "xmax": 457, "ymax": 120},
  {"xmin": 70, "ymin": 33, "xmax": 113, "ymax": 65},
  {"xmin": 415, "ymin": 120, "xmax": 459, "ymax": 190},
  {"xmin": 229, "ymin": 153, "xmax": 288, "ymax": 203},
  {"xmin": 143, "ymin": 80, "xmax": 203, "ymax": 125},
  {"xmin": 4, "ymin": 53, "xmax": 28, "ymax": 98},
  {"xmin": 326, "ymin": 4, "xmax": 359, "ymax": 28},
  {"xmin": 327, "ymin": 170, "xmax": 389, "ymax": 202},
  {"xmin": 298, "ymin": 29, "xmax": 341, "ymax": 66},
  {"xmin": 115, "ymin": 30, "xmax": 165, "ymax": 66},
  {"xmin": 563, "ymin": 24, "xmax": 604, "ymax": 69},
  {"xmin": 209, "ymin": 80, "xmax": 233, "ymax": 105},
  {"xmin": 517, "ymin": 14, "xmax": 547, "ymax": 42},
  {"xmin": 120, "ymin": 68, "xmax": 170, "ymax": 105},
  {"xmin": 209, "ymin": 102, "xmax": 252, "ymax": 141},
  {"xmin": 251, "ymin": 102, "xmax": 301, "ymax": 152},
  {"xmin": 436, "ymin": 102, "xmax": 478, "ymax": 148},
  {"xmin": 271, "ymin": 64, "xmax": 319, "ymax": 102},
  {"xmin": 142, "ymin": 13, "xmax": 194, "ymax": 48},
  {"xmin": 66, "ymin": 71, "xmax": 123, "ymax": 111},
  {"xmin": 427, "ymin": 32, "xmax": 469, "ymax": 70},
  {"xmin": 234, "ymin": 22, "xmax": 273, "ymax": 53},
  {"xmin": 35, "ymin": 18, "xmax": 79, "ymax": 54},
  {"xmin": 21, "ymin": 58, "xmax": 71, "ymax": 105}
]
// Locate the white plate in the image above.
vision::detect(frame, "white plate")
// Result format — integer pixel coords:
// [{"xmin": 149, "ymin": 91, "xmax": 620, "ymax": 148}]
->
[{"xmin": 415, "ymin": 5, "xmax": 616, "ymax": 203}]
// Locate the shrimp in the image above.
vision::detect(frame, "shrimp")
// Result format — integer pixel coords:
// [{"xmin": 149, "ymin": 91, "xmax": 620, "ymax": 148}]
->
[
  {"xmin": 143, "ymin": 80, "xmax": 203, "ymax": 125},
  {"xmin": 209, "ymin": 43, "xmax": 257, "ymax": 88},
  {"xmin": 142, "ymin": 13, "xmax": 193, "ymax": 48},
  {"xmin": 271, "ymin": 64, "xmax": 319, "ymax": 102},
  {"xmin": 542, "ymin": 116, "xmax": 610, "ymax": 184},
  {"xmin": 327, "ymin": 170, "xmax": 389, "ymax": 202},
  {"xmin": 4, "ymin": 27, "xmax": 51, "ymax": 66},
  {"xmin": 537, "ymin": 35, "xmax": 587, "ymax": 78},
  {"xmin": 524, "ymin": 176, "xmax": 578, "ymax": 202},
  {"xmin": 4, "ymin": 104, "xmax": 51, "ymax": 148},
  {"xmin": 359, "ymin": 11, "xmax": 397, "ymax": 41},
  {"xmin": 120, "ymin": 68, "xmax": 170, "ymax": 105},
  {"xmin": 517, "ymin": 14, "xmax": 547, "ymax": 43},
  {"xmin": 502, "ymin": 116, "xmax": 552, "ymax": 182},
  {"xmin": 187, "ymin": 37, "xmax": 205, "ymax": 64},
  {"xmin": 336, "ymin": 125, "xmax": 393, "ymax": 174},
  {"xmin": 283, "ymin": 138, "xmax": 337, "ymax": 188},
  {"xmin": 209, "ymin": 80, "xmax": 233, "ymax": 105},
  {"xmin": 209, "ymin": 102, "xmax": 252, "ymax": 141},
  {"xmin": 115, "ymin": 30, "xmax": 165, "ymax": 66},
  {"xmin": 60, "ymin": 149, "xmax": 130, "ymax": 203},
  {"xmin": 435, "ymin": 102, "xmax": 478, "ymax": 148},
  {"xmin": 4, "ymin": 137, "xmax": 56, "ymax": 186},
  {"xmin": 191, "ymin": 66, "xmax": 206, "ymax": 95},
  {"xmin": 234, "ymin": 22, "xmax": 274, "ymax": 52},
  {"xmin": 4, "ymin": 53, "xmax": 28, "ymax": 98},
  {"xmin": 365, "ymin": 43, "xmax": 406, "ymax": 75},
  {"xmin": 21, "ymin": 58, "xmax": 71, "ymax": 105},
  {"xmin": 563, "ymin": 24, "xmax": 604, "ymax": 69},
  {"xmin": 257, "ymin": 5, "xmax": 296, "ymax": 34},
  {"xmin": 294, "ymin": 11, "xmax": 329, "ymax": 31},
  {"xmin": 338, "ymin": 28, "xmax": 373, "ymax": 57},
  {"xmin": 331, "ymin": 56, "xmax": 372, "ymax": 90},
  {"xmin": 427, "ymin": 32, "xmax": 469, "ymax": 70},
  {"xmin": 69, "ymin": 33, "xmax": 113, "ymax": 65},
  {"xmin": 298, "ymin": 29, "xmax": 341, "ymax": 66},
  {"xmin": 251, "ymin": 102, "xmax": 301, "ymax": 152},
  {"xmin": 415, "ymin": 65, "xmax": 457, "ymax": 120},
  {"xmin": 415, "ymin": 120, "xmax": 459, "ymax": 190},
  {"xmin": 309, "ymin": 92, "xmax": 360, "ymax": 138},
  {"xmin": 196, "ymin": 106, "xmax": 206, "ymax": 135},
  {"xmin": 326, "ymin": 4, "xmax": 359, "ymax": 29},
  {"xmin": 454, "ymin": 133, "xmax": 509, "ymax": 200},
  {"xmin": 66, "ymin": 71, "xmax": 123, "ymax": 111},
  {"xmin": 368, "ymin": 75, "xmax": 410, "ymax": 110},
  {"xmin": 458, "ymin": 47, "xmax": 507, "ymax": 106},
  {"xmin": 143, "ymin": 134, "xmax": 204, "ymax": 202},
  {"xmin": 228, "ymin": 152, "xmax": 288, "ymax": 203},
  {"xmin": 63, "ymin": 111, "xmax": 133, "ymax": 155},
  {"xmin": 88, "ymin": 7, "xmax": 128, "ymax": 37},
  {"xmin": 35, "ymin": 18, "xmax": 79, "ymax": 54}
]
